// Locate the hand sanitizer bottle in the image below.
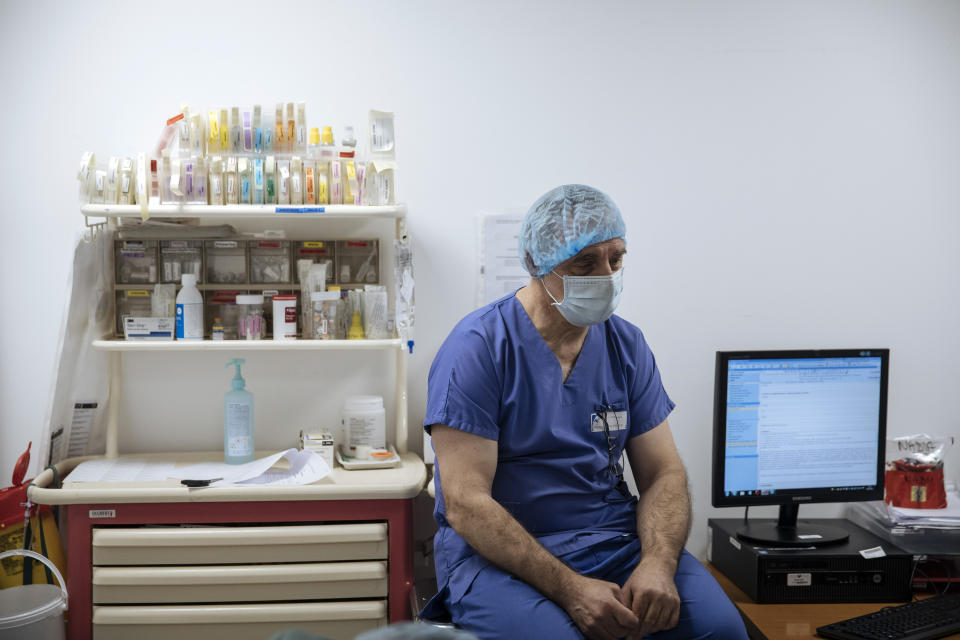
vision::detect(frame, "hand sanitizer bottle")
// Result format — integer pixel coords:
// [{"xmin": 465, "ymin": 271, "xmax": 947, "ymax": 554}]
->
[{"xmin": 224, "ymin": 358, "xmax": 254, "ymax": 464}]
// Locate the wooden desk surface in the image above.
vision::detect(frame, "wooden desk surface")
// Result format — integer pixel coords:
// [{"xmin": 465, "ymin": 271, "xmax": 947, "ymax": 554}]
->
[{"xmin": 707, "ymin": 563, "xmax": 960, "ymax": 640}]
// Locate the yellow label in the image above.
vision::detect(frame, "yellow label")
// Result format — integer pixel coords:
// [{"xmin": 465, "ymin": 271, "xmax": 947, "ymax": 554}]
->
[
  {"xmin": 127, "ymin": 290, "xmax": 150, "ymax": 297},
  {"xmin": 219, "ymin": 125, "xmax": 228, "ymax": 149},
  {"xmin": 346, "ymin": 162, "xmax": 356, "ymax": 179},
  {"xmin": 304, "ymin": 242, "xmax": 324, "ymax": 248}
]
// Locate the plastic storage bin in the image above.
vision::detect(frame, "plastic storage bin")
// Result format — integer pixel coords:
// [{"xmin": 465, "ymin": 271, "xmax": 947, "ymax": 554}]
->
[
  {"xmin": 115, "ymin": 290, "xmax": 154, "ymax": 336},
  {"xmin": 115, "ymin": 241, "xmax": 158, "ymax": 285},
  {"xmin": 160, "ymin": 241, "xmax": 203, "ymax": 284},
  {"xmin": 205, "ymin": 240, "xmax": 247, "ymax": 284},
  {"xmin": 337, "ymin": 240, "xmax": 379, "ymax": 286},
  {"xmin": 249, "ymin": 241, "xmax": 291, "ymax": 284},
  {"xmin": 294, "ymin": 241, "xmax": 336, "ymax": 285},
  {"xmin": 206, "ymin": 291, "xmax": 242, "ymax": 340}
]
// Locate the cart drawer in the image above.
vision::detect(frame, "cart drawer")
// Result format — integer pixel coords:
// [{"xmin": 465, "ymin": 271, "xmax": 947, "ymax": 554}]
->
[
  {"xmin": 93, "ymin": 600, "xmax": 386, "ymax": 640},
  {"xmin": 92, "ymin": 523, "xmax": 388, "ymax": 565},
  {"xmin": 93, "ymin": 561, "xmax": 387, "ymax": 604},
  {"xmin": 92, "ymin": 561, "xmax": 388, "ymax": 603}
]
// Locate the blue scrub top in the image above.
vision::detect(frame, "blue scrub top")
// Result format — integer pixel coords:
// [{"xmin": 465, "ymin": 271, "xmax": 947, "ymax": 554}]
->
[{"xmin": 424, "ymin": 292, "xmax": 675, "ymax": 593}]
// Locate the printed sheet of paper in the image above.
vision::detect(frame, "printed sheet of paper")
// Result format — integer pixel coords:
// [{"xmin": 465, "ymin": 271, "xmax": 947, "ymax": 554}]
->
[
  {"xmin": 65, "ymin": 448, "xmax": 331, "ymax": 486},
  {"xmin": 478, "ymin": 214, "xmax": 528, "ymax": 306}
]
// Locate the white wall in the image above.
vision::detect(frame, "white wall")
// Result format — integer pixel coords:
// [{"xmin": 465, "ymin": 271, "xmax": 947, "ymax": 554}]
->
[{"xmin": 1, "ymin": 0, "xmax": 958, "ymax": 560}]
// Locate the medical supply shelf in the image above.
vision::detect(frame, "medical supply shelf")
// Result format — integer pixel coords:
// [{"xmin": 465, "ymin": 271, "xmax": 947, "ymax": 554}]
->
[
  {"xmin": 29, "ymin": 202, "xmax": 423, "ymax": 639},
  {"xmin": 91, "ymin": 338, "xmax": 404, "ymax": 351},
  {"xmin": 82, "ymin": 203, "xmax": 408, "ymax": 220}
]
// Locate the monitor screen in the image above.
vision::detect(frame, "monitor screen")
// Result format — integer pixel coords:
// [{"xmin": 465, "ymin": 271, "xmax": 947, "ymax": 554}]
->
[{"xmin": 712, "ymin": 349, "xmax": 889, "ymax": 545}]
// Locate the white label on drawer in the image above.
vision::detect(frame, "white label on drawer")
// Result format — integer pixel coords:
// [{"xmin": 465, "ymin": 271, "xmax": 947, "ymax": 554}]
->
[
  {"xmin": 729, "ymin": 536, "xmax": 741, "ymax": 551},
  {"xmin": 89, "ymin": 509, "xmax": 116, "ymax": 519},
  {"xmin": 787, "ymin": 573, "xmax": 812, "ymax": 587}
]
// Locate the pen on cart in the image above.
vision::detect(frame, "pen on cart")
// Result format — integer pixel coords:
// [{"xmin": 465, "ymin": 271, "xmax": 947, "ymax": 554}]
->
[{"xmin": 180, "ymin": 477, "xmax": 223, "ymax": 488}]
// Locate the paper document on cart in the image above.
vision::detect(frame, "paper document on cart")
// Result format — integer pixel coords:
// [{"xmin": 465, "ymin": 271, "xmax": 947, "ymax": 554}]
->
[{"xmin": 174, "ymin": 448, "xmax": 331, "ymax": 486}]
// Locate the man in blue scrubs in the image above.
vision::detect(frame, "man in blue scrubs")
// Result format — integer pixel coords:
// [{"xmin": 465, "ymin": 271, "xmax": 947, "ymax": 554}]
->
[{"xmin": 422, "ymin": 185, "xmax": 747, "ymax": 639}]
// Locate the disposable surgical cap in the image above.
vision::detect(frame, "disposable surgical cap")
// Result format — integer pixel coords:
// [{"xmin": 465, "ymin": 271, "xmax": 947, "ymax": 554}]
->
[{"xmin": 518, "ymin": 184, "xmax": 627, "ymax": 277}]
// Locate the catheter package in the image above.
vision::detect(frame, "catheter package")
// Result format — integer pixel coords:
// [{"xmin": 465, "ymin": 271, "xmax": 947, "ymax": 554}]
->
[{"xmin": 884, "ymin": 434, "xmax": 954, "ymax": 509}]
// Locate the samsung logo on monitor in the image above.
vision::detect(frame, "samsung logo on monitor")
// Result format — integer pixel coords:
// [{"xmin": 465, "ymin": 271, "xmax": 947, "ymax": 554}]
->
[{"xmin": 792, "ymin": 496, "xmax": 812, "ymax": 501}]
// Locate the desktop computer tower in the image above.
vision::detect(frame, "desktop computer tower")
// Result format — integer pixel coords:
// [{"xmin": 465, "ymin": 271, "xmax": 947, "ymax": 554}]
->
[{"xmin": 708, "ymin": 518, "xmax": 913, "ymax": 603}]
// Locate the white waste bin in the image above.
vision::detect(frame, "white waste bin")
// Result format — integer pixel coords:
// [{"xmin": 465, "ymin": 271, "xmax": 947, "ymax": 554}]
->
[{"xmin": 0, "ymin": 549, "xmax": 67, "ymax": 640}]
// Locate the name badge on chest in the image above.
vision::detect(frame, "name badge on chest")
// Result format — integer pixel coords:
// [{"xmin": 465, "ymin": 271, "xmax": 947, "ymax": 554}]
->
[{"xmin": 590, "ymin": 409, "xmax": 628, "ymax": 432}]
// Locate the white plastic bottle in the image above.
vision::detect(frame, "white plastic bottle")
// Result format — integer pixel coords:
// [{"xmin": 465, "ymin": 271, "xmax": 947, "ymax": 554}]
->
[{"xmin": 175, "ymin": 273, "xmax": 204, "ymax": 340}]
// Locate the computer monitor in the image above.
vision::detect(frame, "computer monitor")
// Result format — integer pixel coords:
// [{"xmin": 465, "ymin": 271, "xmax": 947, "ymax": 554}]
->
[{"xmin": 711, "ymin": 349, "xmax": 889, "ymax": 546}]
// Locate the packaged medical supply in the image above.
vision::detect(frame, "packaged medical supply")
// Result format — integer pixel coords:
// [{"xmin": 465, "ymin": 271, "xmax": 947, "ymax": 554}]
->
[
  {"xmin": 272, "ymin": 294, "xmax": 298, "ymax": 340},
  {"xmin": 105, "ymin": 156, "xmax": 120, "ymax": 204},
  {"xmin": 161, "ymin": 240, "xmax": 202, "ymax": 284},
  {"xmin": 236, "ymin": 294, "xmax": 265, "ymax": 340},
  {"xmin": 300, "ymin": 262, "xmax": 327, "ymax": 337},
  {"xmin": 340, "ymin": 126, "xmax": 359, "ymax": 205},
  {"xmin": 290, "ymin": 156, "xmax": 304, "ymax": 205},
  {"xmin": 338, "ymin": 240, "xmax": 379, "ymax": 284},
  {"xmin": 319, "ymin": 126, "xmax": 337, "ymax": 202},
  {"xmin": 264, "ymin": 156, "xmax": 277, "ymax": 204},
  {"xmin": 209, "ymin": 157, "xmax": 225, "ymax": 205},
  {"xmin": 277, "ymin": 159, "xmax": 291, "ymax": 204},
  {"xmin": 295, "ymin": 102, "xmax": 307, "ymax": 152},
  {"xmin": 123, "ymin": 316, "xmax": 174, "ymax": 340},
  {"xmin": 225, "ymin": 156, "xmax": 239, "ymax": 204},
  {"xmin": 310, "ymin": 291, "xmax": 340, "ymax": 340},
  {"xmin": 238, "ymin": 157, "xmax": 252, "ymax": 204},
  {"xmin": 253, "ymin": 157, "xmax": 264, "ymax": 204},
  {"xmin": 77, "ymin": 151, "xmax": 95, "ymax": 204},
  {"xmin": 205, "ymin": 240, "xmax": 246, "ymax": 284},
  {"xmin": 175, "ymin": 273, "xmax": 204, "ymax": 340},
  {"xmin": 116, "ymin": 240, "xmax": 158, "ymax": 284},
  {"xmin": 224, "ymin": 359, "xmax": 255, "ymax": 464},
  {"xmin": 275, "ymin": 103, "xmax": 285, "ymax": 152},
  {"xmin": 208, "ymin": 110, "xmax": 221, "ymax": 155},
  {"xmin": 152, "ymin": 284, "xmax": 176, "ymax": 318},
  {"xmin": 286, "ymin": 102, "xmax": 296, "ymax": 153},
  {"xmin": 340, "ymin": 395, "xmax": 386, "ymax": 457},
  {"xmin": 211, "ymin": 317, "xmax": 224, "ymax": 341},
  {"xmin": 363, "ymin": 110, "xmax": 397, "ymax": 205},
  {"xmin": 294, "ymin": 242, "xmax": 335, "ymax": 285},
  {"xmin": 253, "ymin": 104, "xmax": 263, "ymax": 153},
  {"xmin": 219, "ymin": 107, "xmax": 229, "ymax": 150},
  {"xmin": 363, "ymin": 286, "xmax": 389, "ymax": 339},
  {"xmin": 304, "ymin": 159, "xmax": 317, "ymax": 205},
  {"xmin": 394, "ymin": 237, "xmax": 415, "ymax": 353},
  {"xmin": 299, "ymin": 430, "xmax": 335, "ymax": 469},
  {"xmin": 230, "ymin": 106, "xmax": 242, "ymax": 154},
  {"xmin": 190, "ymin": 112, "xmax": 206, "ymax": 157},
  {"xmin": 242, "ymin": 109, "xmax": 253, "ymax": 153},
  {"xmin": 885, "ymin": 434, "xmax": 954, "ymax": 509},
  {"xmin": 118, "ymin": 157, "xmax": 136, "ymax": 205},
  {"xmin": 347, "ymin": 309, "xmax": 365, "ymax": 340},
  {"xmin": 250, "ymin": 240, "xmax": 290, "ymax": 283}
]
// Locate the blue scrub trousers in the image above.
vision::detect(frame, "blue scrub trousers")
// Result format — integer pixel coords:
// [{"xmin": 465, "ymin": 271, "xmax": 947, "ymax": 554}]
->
[{"xmin": 445, "ymin": 536, "xmax": 748, "ymax": 640}]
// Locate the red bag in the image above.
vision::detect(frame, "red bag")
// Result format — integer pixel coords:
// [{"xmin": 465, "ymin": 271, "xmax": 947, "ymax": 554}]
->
[{"xmin": 884, "ymin": 434, "xmax": 952, "ymax": 509}]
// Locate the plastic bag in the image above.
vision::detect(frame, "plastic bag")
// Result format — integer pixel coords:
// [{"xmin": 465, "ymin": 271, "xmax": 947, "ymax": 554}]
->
[{"xmin": 884, "ymin": 434, "xmax": 954, "ymax": 509}]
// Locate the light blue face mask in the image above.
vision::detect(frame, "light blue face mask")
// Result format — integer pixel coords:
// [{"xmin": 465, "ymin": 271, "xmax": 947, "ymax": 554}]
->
[{"xmin": 542, "ymin": 268, "xmax": 624, "ymax": 327}]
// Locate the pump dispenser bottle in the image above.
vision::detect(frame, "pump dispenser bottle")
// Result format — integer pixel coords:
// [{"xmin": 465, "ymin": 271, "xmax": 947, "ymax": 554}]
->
[{"xmin": 224, "ymin": 358, "xmax": 255, "ymax": 464}]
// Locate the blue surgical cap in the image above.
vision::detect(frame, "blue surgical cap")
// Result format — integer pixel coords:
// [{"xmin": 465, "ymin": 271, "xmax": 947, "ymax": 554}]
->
[{"xmin": 518, "ymin": 184, "xmax": 627, "ymax": 277}]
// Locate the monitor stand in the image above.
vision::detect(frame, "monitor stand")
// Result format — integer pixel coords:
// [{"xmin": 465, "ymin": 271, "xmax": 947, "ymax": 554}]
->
[{"xmin": 736, "ymin": 504, "xmax": 850, "ymax": 547}]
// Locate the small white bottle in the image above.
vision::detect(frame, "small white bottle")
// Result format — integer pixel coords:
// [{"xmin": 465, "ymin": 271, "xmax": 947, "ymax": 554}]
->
[{"xmin": 176, "ymin": 273, "xmax": 204, "ymax": 340}]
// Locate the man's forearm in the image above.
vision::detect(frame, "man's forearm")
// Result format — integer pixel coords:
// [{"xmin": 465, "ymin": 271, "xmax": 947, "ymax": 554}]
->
[
  {"xmin": 446, "ymin": 492, "xmax": 578, "ymax": 605},
  {"xmin": 635, "ymin": 467, "xmax": 691, "ymax": 569}
]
